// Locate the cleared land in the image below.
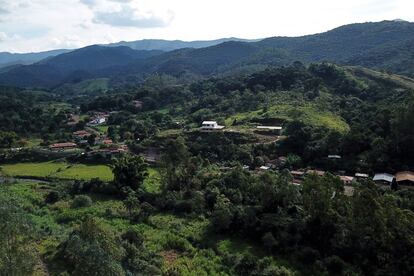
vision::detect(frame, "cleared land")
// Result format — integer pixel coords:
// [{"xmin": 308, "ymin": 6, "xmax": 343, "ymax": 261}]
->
[{"xmin": 225, "ymin": 104, "xmax": 350, "ymax": 133}]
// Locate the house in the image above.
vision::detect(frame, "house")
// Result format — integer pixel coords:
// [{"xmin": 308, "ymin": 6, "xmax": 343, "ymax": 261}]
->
[
  {"xmin": 259, "ymin": 165, "xmax": 270, "ymax": 171},
  {"xmin": 73, "ymin": 130, "xmax": 91, "ymax": 139},
  {"xmin": 307, "ymin": 169, "xmax": 326, "ymax": 176},
  {"xmin": 102, "ymin": 139, "xmax": 113, "ymax": 145},
  {"xmin": 132, "ymin": 100, "xmax": 143, "ymax": 109},
  {"xmin": 88, "ymin": 117, "xmax": 106, "ymax": 126},
  {"xmin": 328, "ymin": 155, "xmax": 342, "ymax": 159},
  {"xmin": 396, "ymin": 171, "xmax": 414, "ymax": 186},
  {"xmin": 290, "ymin": 170, "xmax": 305, "ymax": 180},
  {"xmin": 355, "ymin": 173, "xmax": 369, "ymax": 179},
  {"xmin": 373, "ymin": 173, "xmax": 394, "ymax": 185},
  {"xmin": 49, "ymin": 142, "xmax": 77, "ymax": 150},
  {"xmin": 255, "ymin": 126, "xmax": 282, "ymax": 135},
  {"xmin": 339, "ymin": 176, "xmax": 355, "ymax": 185},
  {"xmin": 200, "ymin": 121, "xmax": 225, "ymax": 131}
]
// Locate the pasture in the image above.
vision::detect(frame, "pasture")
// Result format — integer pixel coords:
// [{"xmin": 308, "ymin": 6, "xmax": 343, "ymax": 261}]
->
[{"xmin": 0, "ymin": 161, "xmax": 113, "ymax": 181}]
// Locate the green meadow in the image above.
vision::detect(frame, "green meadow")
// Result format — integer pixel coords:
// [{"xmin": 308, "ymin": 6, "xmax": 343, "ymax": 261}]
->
[
  {"xmin": 0, "ymin": 161, "xmax": 113, "ymax": 181},
  {"xmin": 225, "ymin": 104, "xmax": 350, "ymax": 133}
]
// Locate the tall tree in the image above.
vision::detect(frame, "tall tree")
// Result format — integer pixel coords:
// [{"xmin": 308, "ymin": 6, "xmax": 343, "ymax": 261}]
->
[{"xmin": 112, "ymin": 154, "xmax": 148, "ymax": 193}]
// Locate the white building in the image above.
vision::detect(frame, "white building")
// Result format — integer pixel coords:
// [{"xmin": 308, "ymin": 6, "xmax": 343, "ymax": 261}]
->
[
  {"xmin": 328, "ymin": 155, "xmax": 342, "ymax": 159},
  {"xmin": 256, "ymin": 126, "xmax": 282, "ymax": 135},
  {"xmin": 88, "ymin": 117, "xmax": 106, "ymax": 126},
  {"xmin": 373, "ymin": 173, "xmax": 394, "ymax": 184},
  {"xmin": 200, "ymin": 121, "xmax": 225, "ymax": 131}
]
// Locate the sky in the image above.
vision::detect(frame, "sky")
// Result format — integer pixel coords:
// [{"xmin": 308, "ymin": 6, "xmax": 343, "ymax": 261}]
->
[{"xmin": 0, "ymin": 0, "xmax": 413, "ymax": 53}]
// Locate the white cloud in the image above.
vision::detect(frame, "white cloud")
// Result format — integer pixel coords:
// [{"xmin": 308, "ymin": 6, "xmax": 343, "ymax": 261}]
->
[
  {"xmin": 93, "ymin": 6, "xmax": 174, "ymax": 27},
  {"xmin": 0, "ymin": 0, "xmax": 413, "ymax": 52}
]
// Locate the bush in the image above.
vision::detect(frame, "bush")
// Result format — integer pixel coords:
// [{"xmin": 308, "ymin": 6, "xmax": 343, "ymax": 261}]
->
[
  {"xmin": 71, "ymin": 195, "xmax": 93, "ymax": 208},
  {"xmin": 296, "ymin": 247, "xmax": 320, "ymax": 265},
  {"xmin": 324, "ymin": 255, "xmax": 346, "ymax": 275},
  {"xmin": 45, "ymin": 191, "xmax": 60, "ymax": 204}
]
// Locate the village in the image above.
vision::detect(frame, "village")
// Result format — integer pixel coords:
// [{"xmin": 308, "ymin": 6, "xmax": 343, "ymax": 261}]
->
[{"xmin": 18, "ymin": 113, "xmax": 412, "ymax": 195}]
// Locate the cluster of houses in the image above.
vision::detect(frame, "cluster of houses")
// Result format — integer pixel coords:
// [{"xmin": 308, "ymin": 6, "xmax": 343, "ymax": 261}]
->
[
  {"xmin": 288, "ymin": 169, "xmax": 414, "ymax": 191},
  {"xmin": 48, "ymin": 128, "xmax": 127, "ymax": 157},
  {"xmin": 373, "ymin": 171, "xmax": 414, "ymax": 187}
]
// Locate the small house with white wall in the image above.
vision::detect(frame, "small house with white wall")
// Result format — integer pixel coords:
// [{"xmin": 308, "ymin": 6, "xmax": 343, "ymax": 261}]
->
[
  {"xmin": 200, "ymin": 121, "xmax": 225, "ymax": 131},
  {"xmin": 255, "ymin": 126, "xmax": 282, "ymax": 135}
]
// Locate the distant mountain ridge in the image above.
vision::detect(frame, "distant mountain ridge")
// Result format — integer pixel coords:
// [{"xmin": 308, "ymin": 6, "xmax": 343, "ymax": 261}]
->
[
  {"xmin": 105, "ymin": 38, "xmax": 260, "ymax": 51},
  {"xmin": 1, "ymin": 20, "xmax": 414, "ymax": 88},
  {"xmin": 0, "ymin": 38, "xmax": 257, "ymax": 70},
  {"xmin": 0, "ymin": 46, "xmax": 163, "ymax": 87},
  {"xmin": 0, "ymin": 49, "xmax": 71, "ymax": 69}
]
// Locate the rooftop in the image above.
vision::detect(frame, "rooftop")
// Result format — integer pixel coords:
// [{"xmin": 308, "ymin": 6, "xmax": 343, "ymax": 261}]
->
[
  {"xmin": 50, "ymin": 142, "xmax": 77, "ymax": 148},
  {"xmin": 355, "ymin": 173, "xmax": 369, "ymax": 178},
  {"xmin": 396, "ymin": 171, "xmax": 414, "ymax": 183},
  {"xmin": 307, "ymin": 169, "xmax": 326, "ymax": 176},
  {"xmin": 256, "ymin": 126, "xmax": 282, "ymax": 130},
  {"xmin": 373, "ymin": 173, "xmax": 394, "ymax": 183}
]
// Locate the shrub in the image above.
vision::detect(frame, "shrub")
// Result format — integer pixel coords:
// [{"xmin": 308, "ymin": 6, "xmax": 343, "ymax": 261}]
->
[
  {"xmin": 45, "ymin": 191, "xmax": 60, "ymax": 204},
  {"xmin": 324, "ymin": 255, "xmax": 346, "ymax": 275},
  {"xmin": 71, "ymin": 195, "xmax": 93, "ymax": 208}
]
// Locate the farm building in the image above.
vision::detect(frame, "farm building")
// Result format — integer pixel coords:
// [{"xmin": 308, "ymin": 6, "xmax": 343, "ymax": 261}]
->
[
  {"xmin": 73, "ymin": 130, "xmax": 91, "ymax": 138},
  {"xmin": 373, "ymin": 173, "xmax": 394, "ymax": 185},
  {"xmin": 88, "ymin": 117, "xmax": 106, "ymax": 126},
  {"xmin": 339, "ymin": 175, "xmax": 355, "ymax": 185},
  {"xmin": 200, "ymin": 121, "xmax": 225, "ymax": 131},
  {"xmin": 290, "ymin": 170, "xmax": 305, "ymax": 179},
  {"xmin": 396, "ymin": 171, "xmax": 414, "ymax": 186},
  {"xmin": 132, "ymin": 100, "xmax": 143, "ymax": 108},
  {"xmin": 307, "ymin": 169, "xmax": 326, "ymax": 176},
  {"xmin": 355, "ymin": 173, "xmax": 369, "ymax": 179},
  {"xmin": 49, "ymin": 142, "xmax": 77, "ymax": 150},
  {"xmin": 328, "ymin": 155, "xmax": 342, "ymax": 159},
  {"xmin": 255, "ymin": 126, "xmax": 282, "ymax": 135}
]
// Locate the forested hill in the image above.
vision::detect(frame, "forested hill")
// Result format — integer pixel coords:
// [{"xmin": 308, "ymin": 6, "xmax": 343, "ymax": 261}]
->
[
  {"xmin": 129, "ymin": 20, "xmax": 414, "ymax": 77},
  {"xmin": 0, "ymin": 20, "xmax": 414, "ymax": 88},
  {"xmin": 0, "ymin": 46, "xmax": 163, "ymax": 88}
]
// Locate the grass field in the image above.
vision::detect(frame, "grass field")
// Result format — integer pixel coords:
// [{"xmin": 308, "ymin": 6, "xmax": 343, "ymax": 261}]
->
[
  {"xmin": 0, "ymin": 161, "xmax": 113, "ymax": 181},
  {"xmin": 225, "ymin": 104, "xmax": 350, "ymax": 133},
  {"xmin": 0, "ymin": 161, "xmax": 162, "ymax": 185}
]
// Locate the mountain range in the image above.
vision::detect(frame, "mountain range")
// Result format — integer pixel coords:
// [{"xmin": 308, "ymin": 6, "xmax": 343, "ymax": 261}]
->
[
  {"xmin": 0, "ymin": 20, "xmax": 413, "ymax": 88},
  {"xmin": 0, "ymin": 38, "xmax": 256, "ymax": 69}
]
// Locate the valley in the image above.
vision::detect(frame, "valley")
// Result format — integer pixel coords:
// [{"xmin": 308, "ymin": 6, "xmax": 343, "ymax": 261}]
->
[{"xmin": 0, "ymin": 18, "xmax": 413, "ymax": 276}]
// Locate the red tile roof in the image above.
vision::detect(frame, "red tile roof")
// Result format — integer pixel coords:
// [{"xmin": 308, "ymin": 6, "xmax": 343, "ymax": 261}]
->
[{"xmin": 50, "ymin": 142, "xmax": 77, "ymax": 149}]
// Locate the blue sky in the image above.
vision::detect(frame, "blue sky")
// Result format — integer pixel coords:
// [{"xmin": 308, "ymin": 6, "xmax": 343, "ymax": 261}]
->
[{"xmin": 0, "ymin": 0, "xmax": 413, "ymax": 53}]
